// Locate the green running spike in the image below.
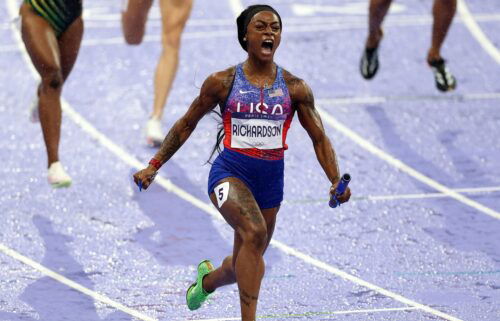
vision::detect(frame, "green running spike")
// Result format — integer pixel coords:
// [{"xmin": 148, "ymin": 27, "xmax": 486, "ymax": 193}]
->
[{"xmin": 186, "ymin": 260, "xmax": 214, "ymax": 311}]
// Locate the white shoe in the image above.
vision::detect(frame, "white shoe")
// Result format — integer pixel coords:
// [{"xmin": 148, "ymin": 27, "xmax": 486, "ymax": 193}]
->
[
  {"xmin": 47, "ymin": 162, "xmax": 72, "ymax": 188},
  {"xmin": 29, "ymin": 96, "xmax": 39, "ymax": 123},
  {"xmin": 145, "ymin": 118, "xmax": 164, "ymax": 147}
]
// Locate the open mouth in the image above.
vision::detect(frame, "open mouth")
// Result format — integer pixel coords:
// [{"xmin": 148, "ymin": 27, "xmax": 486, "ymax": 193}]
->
[{"xmin": 261, "ymin": 39, "xmax": 274, "ymax": 54}]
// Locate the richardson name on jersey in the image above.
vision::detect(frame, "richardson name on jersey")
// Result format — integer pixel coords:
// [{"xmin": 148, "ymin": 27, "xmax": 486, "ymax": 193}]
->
[
  {"xmin": 232, "ymin": 123, "xmax": 282, "ymax": 138},
  {"xmin": 230, "ymin": 112, "xmax": 286, "ymax": 149}
]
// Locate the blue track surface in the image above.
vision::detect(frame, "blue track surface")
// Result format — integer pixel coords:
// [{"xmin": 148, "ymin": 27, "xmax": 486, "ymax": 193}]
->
[{"xmin": 1, "ymin": 0, "xmax": 499, "ymax": 320}]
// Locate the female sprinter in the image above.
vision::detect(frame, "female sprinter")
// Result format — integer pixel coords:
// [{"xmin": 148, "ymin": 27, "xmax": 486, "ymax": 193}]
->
[
  {"xmin": 20, "ymin": 0, "xmax": 83, "ymax": 187},
  {"xmin": 133, "ymin": 5, "xmax": 351, "ymax": 320}
]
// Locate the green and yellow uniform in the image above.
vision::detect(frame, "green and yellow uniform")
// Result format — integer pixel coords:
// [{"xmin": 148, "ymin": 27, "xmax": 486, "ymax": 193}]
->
[{"xmin": 24, "ymin": 0, "xmax": 82, "ymax": 37}]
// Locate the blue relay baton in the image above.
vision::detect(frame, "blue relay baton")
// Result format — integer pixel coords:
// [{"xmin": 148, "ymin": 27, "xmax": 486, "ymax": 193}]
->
[
  {"xmin": 329, "ymin": 173, "xmax": 351, "ymax": 208},
  {"xmin": 137, "ymin": 172, "xmax": 157, "ymax": 192}
]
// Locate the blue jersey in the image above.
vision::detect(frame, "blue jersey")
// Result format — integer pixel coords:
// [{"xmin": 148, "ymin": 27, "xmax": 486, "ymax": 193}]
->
[{"xmin": 222, "ymin": 63, "xmax": 294, "ymax": 160}]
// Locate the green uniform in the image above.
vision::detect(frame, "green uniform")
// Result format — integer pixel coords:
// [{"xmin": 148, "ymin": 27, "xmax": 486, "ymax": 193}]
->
[{"xmin": 25, "ymin": 0, "xmax": 82, "ymax": 37}]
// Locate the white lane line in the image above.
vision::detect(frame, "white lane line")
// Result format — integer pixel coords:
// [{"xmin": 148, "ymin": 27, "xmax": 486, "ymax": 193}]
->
[
  {"xmin": 188, "ymin": 306, "xmax": 420, "ymax": 321},
  {"xmin": 285, "ymin": 186, "xmax": 500, "ymax": 204},
  {"xmin": 316, "ymin": 105, "xmax": 500, "ymax": 220},
  {"xmin": 2, "ymin": 11, "xmax": 498, "ymax": 27},
  {"xmin": 50, "ymin": 12, "xmax": 500, "ymax": 30},
  {"xmin": 316, "ymin": 92, "xmax": 500, "ymax": 106},
  {"xmin": 0, "ymin": 244, "xmax": 157, "ymax": 321},
  {"xmin": 363, "ymin": 186, "xmax": 500, "ymax": 201},
  {"xmin": 3, "ymin": 13, "xmax": 500, "ymax": 52},
  {"xmin": 292, "ymin": 3, "xmax": 406, "ymax": 16},
  {"xmin": 267, "ymin": 242, "xmax": 462, "ymax": 321},
  {"xmin": 458, "ymin": 0, "xmax": 500, "ymax": 64},
  {"xmin": 81, "ymin": 29, "xmax": 235, "ymax": 46},
  {"xmin": 5, "ymin": 1, "xmax": 464, "ymax": 320}
]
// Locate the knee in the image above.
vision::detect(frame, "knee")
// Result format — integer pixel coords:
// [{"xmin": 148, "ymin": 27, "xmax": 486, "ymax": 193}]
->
[
  {"xmin": 434, "ymin": 0, "xmax": 456, "ymax": 9},
  {"xmin": 41, "ymin": 67, "xmax": 63, "ymax": 91},
  {"xmin": 162, "ymin": 32, "xmax": 182, "ymax": 49},
  {"xmin": 241, "ymin": 223, "xmax": 268, "ymax": 252},
  {"xmin": 122, "ymin": 24, "xmax": 145, "ymax": 45},
  {"xmin": 124, "ymin": 34, "xmax": 144, "ymax": 45},
  {"xmin": 371, "ymin": 0, "xmax": 392, "ymax": 10}
]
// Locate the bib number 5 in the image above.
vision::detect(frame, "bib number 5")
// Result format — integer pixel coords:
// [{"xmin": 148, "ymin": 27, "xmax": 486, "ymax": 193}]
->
[{"xmin": 214, "ymin": 182, "xmax": 230, "ymax": 208}]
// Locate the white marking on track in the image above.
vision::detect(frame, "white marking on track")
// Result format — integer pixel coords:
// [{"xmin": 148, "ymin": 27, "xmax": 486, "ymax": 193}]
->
[
  {"xmin": 316, "ymin": 105, "xmax": 500, "ymax": 221},
  {"xmin": 188, "ymin": 306, "xmax": 420, "ymax": 321},
  {"xmin": 2, "ymin": 13, "xmax": 500, "ymax": 51},
  {"xmin": 363, "ymin": 186, "xmax": 500, "ymax": 201},
  {"xmin": 458, "ymin": 0, "xmax": 500, "ymax": 64},
  {"xmin": 316, "ymin": 92, "xmax": 500, "ymax": 106},
  {"xmin": 0, "ymin": 244, "xmax": 157, "ymax": 321},
  {"xmin": 291, "ymin": 3, "xmax": 405, "ymax": 16},
  {"xmin": 285, "ymin": 185, "xmax": 500, "ymax": 204}
]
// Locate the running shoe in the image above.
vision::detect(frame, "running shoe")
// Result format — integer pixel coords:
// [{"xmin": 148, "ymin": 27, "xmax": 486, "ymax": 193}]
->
[
  {"xmin": 360, "ymin": 47, "xmax": 379, "ymax": 79},
  {"xmin": 145, "ymin": 118, "xmax": 164, "ymax": 147},
  {"xmin": 186, "ymin": 260, "xmax": 214, "ymax": 311},
  {"xmin": 29, "ymin": 96, "xmax": 39, "ymax": 123},
  {"xmin": 428, "ymin": 58, "xmax": 456, "ymax": 92},
  {"xmin": 47, "ymin": 162, "xmax": 72, "ymax": 188}
]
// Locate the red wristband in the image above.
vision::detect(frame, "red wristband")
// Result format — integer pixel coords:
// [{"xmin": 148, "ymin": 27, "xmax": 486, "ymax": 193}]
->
[{"xmin": 148, "ymin": 158, "xmax": 162, "ymax": 170}]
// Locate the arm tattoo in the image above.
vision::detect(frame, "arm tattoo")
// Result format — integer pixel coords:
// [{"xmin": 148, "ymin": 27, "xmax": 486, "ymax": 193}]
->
[{"xmin": 155, "ymin": 128, "xmax": 181, "ymax": 164}]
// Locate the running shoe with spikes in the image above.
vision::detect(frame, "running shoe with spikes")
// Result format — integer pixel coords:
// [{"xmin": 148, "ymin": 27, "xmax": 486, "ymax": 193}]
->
[
  {"xmin": 360, "ymin": 47, "xmax": 379, "ymax": 79},
  {"xmin": 47, "ymin": 162, "xmax": 72, "ymax": 188},
  {"xmin": 428, "ymin": 58, "xmax": 456, "ymax": 92},
  {"xmin": 186, "ymin": 260, "xmax": 214, "ymax": 311},
  {"xmin": 145, "ymin": 118, "xmax": 164, "ymax": 147}
]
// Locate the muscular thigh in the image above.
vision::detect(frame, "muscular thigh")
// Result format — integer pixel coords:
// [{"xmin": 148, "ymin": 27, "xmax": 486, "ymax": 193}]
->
[
  {"xmin": 210, "ymin": 178, "xmax": 279, "ymax": 264},
  {"xmin": 159, "ymin": 0, "xmax": 193, "ymax": 32},
  {"xmin": 210, "ymin": 177, "xmax": 265, "ymax": 234},
  {"xmin": 58, "ymin": 17, "xmax": 83, "ymax": 81},
  {"xmin": 20, "ymin": 3, "xmax": 61, "ymax": 76}
]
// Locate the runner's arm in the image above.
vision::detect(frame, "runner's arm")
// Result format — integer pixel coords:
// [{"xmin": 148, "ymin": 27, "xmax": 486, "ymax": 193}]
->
[
  {"xmin": 293, "ymin": 79, "xmax": 341, "ymax": 185},
  {"xmin": 151, "ymin": 74, "xmax": 222, "ymax": 165}
]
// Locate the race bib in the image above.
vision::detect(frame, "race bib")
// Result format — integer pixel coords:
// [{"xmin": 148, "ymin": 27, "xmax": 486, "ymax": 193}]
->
[
  {"xmin": 230, "ymin": 113, "xmax": 286, "ymax": 149},
  {"xmin": 214, "ymin": 182, "xmax": 230, "ymax": 208}
]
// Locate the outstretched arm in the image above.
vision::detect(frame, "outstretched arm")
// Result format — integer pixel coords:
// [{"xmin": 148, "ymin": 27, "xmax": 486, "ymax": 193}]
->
[
  {"xmin": 133, "ymin": 72, "xmax": 225, "ymax": 189},
  {"xmin": 289, "ymin": 77, "xmax": 350, "ymax": 203}
]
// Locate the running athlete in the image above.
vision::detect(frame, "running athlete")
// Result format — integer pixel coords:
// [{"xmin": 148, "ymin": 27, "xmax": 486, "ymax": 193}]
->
[
  {"xmin": 133, "ymin": 5, "xmax": 351, "ymax": 320},
  {"xmin": 360, "ymin": 0, "xmax": 457, "ymax": 92},
  {"xmin": 20, "ymin": 0, "xmax": 83, "ymax": 187},
  {"xmin": 121, "ymin": 0, "xmax": 193, "ymax": 146}
]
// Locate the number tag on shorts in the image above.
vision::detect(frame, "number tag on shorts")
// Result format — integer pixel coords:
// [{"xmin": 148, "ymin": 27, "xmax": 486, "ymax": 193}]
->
[{"xmin": 214, "ymin": 182, "xmax": 230, "ymax": 208}]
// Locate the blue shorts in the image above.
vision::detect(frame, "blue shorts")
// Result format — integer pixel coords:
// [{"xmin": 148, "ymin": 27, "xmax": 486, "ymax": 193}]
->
[{"xmin": 208, "ymin": 149, "xmax": 284, "ymax": 209}]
